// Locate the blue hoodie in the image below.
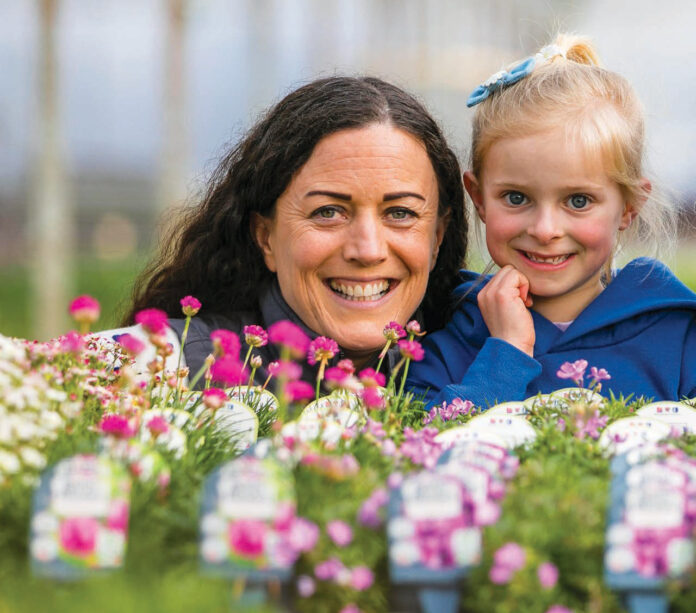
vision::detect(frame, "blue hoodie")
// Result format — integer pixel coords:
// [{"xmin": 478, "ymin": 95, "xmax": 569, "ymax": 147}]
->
[{"xmin": 407, "ymin": 258, "xmax": 696, "ymax": 408}]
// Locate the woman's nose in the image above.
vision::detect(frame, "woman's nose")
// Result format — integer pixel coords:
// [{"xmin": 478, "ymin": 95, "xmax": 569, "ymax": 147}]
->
[
  {"xmin": 343, "ymin": 213, "xmax": 388, "ymax": 265},
  {"xmin": 526, "ymin": 206, "xmax": 564, "ymax": 243}
]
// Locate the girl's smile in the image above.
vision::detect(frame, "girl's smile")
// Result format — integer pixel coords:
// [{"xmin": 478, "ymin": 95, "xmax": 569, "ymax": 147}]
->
[{"xmin": 466, "ymin": 127, "xmax": 637, "ymax": 322}]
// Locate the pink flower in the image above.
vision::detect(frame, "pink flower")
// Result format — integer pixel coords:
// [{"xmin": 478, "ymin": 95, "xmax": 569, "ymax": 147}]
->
[
  {"xmin": 243, "ymin": 324, "xmax": 268, "ymax": 348},
  {"xmin": 284, "ymin": 380, "xmax": 314, "ymax": 403},
  {"xmin": 268, "ymin": 320, "xmax": 310, "ymax": 359},
  {"xmin": 228, "ymin": 519, "xmax": 266, "ymax": 557},
  {"xmin": 337, "ymin": 359, "xmax": 355, "ymax": 375},
  {"xmin": 288, "ymin": 517, "xmax": 320, "ymax": 553},
  {"xmin": 397, "ymin": 340, "xmax": 424, "ymax": 361},
  {"xmin": 100, "ymin": 414, "xmax": 136, "ymax": 438},
  {"xmin": 589, "ymin": 366, "xmax": 611, "ymax": 383},
  {"xmin": 135, "ymin": 308, "xmax": 169, "ymax": 335},
  {"xmin": 406, "ymin": 320, "xmax": 424, "ymax": 335},
  {"xmin": 349, "ymin": 565, "xmax": 374, "ymax": 590},
  {"xmin": 538, "ymin": 561, "xmax": 559, "ymax": 589},
  {"xmin": 399, "ymin": 427, "xmax": 442, "ymax": 468},
  {"xmin": 268, "ymin": 360, "xmax": 302, "ymax": 381},
  {"xmin": 106, "ymin": 500, "xmax": 129, "ymax": 532},
  {"xmin": 315, "ymin": 557, "xmax": 344, "ymax": 580},
  {"xmin": 68, "ymin": 295, "xmax": 100, "ymax": 324},
  {"xmin": 117, "ymin": 333, "xmax": 146, "ymax": 356},
  {"xmin": 297, "ymin": 575, "xmax": 316, "ymax": 598},
  {"xmin": 546, "ymin": 607, "xmax": 573, "ymax": 613},
  {"xmin": 556, "ymin": 360, "xmax": 588, "ymax": 386},
  {"xmin": 210, "ymin": 329, "xmax": 241, "ymax": 358},
  {"xmin": 340, "ymin": 606, "xmax": 362, "ymax": 613},
  {"xmin": 489, "ymin": 564, "xmax": 513, "ymax": 584},
  {"xmin": 326, "ymin": 520, "xmax": 353, "ymax": 547},
  {"xmin": 307, "ymin": 336, "xmax": 339, "ymax": 366},
  {"xmin": 59, "ymin": 517, "xmax": 99, "ymax": 556},
  {"xmin": 383, "ymin": 321, "xmax": 406, "ymax": 342},
  {"xmin": 59, "ymin": 331, "xmax": 85, "ymax": 355},
  {"xmin": 360, "ymin": 386, "xmax": 385, "ymax": 410},
  {"xmin": 325, "ymin": 366, "xmax": 350, "ymax": 386},
  {"xmin": 357, "ymin": 488, "xmax": 388, "ymax": 528},
  {"xmin": 210, "ymin": 355, "xmax": 248, "ymax": 386},
  {"xmin": 493, "ymin": 542, "xmax": 526, "ymax": 572},
  {"xmin": 180, "ymin": 295, "xmax": 201, "ymax": 317},
  {"xmin": 358, "ymin": 368, "xmax": 386, "ymax": 388},
  {"xmin": 202, "ymin": 388, "xmax": 227, "ymax": 409},
  {"xmin": 146, "ymin": 415, "xmax": 170, "ymax": 437}
]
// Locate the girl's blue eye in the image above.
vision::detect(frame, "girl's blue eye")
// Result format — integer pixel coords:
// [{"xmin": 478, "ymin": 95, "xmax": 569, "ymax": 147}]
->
[
  {"xmin": 505, "ymin": 192, "xmax": 527, "ymax": 206},
  {"xmin": 568, "ymin": 194, "xmax": 589, "ymax": 210}
]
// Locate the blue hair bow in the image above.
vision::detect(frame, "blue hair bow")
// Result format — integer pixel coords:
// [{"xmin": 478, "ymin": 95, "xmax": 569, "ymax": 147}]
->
[{"xmin": 466, "ymin": 56, "xmax": 536, "ymax": 107}]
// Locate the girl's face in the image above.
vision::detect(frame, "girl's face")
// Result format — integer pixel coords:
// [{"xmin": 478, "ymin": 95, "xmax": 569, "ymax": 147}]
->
[{"xmin": 466, "ymin": 127, "xmax": 638, "ymax": 322}]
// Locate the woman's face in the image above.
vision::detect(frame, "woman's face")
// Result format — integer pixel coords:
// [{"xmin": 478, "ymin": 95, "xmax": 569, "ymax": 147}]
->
[{"xmin": 253, "ymin": 123, "xmax": 447, "ymax": 363}]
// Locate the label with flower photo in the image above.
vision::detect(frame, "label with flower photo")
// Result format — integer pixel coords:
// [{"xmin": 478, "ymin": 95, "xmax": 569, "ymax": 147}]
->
[
  {"xmin": 599, "ymin": 417, "xmax": 672, "ymax": 455},
  {"xmin": 435, "ymin": 426, "xmax": 507, "ymax": 449},
  {"xmin": 485, "ymin": 401, "xmax": 528, "ymax": 417},
  {"xmin": 525, "ymin": 387, "xmax": 605, "ymax": 411},
  {"xmin": 636, "ymin": 401, "xmax": 696, "ymax": 434},
  {"xmin": 388, "ymin": 471, "xmax": 480, "ymax": 585},
  {"xmin": 199, "ymin": 454, "xmax": 298, "ymax": 580},
  {"xmin": 227, "ymin": 386, "xmax": 279, "ymax": 413},
  {"xmin": 465, "ymin": 414, "xmax": 537, "ymax": 449},
  {"xmin": 196, "ymin": 399, "xmax": 258, "ymax": 451},
  {"xmin": 30, "ymin": 454, "xmax": 131, "ymax": 579}
]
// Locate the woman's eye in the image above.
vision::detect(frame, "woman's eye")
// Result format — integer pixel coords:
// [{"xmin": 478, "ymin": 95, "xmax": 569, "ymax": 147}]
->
[
  {"xmin": 504, "ymin": 192, "xmax": 527, "ymax": 206},
  {"xmin": 568, "ymin": 194, "xmax": 590, "ymax": 210},
  {"xmin": 387, "ymin": 208, "xmax": 415, "ymax": 221},
  {"xmin": 313, "ymin": 206, "xmax": 341, "ymax": 219}
]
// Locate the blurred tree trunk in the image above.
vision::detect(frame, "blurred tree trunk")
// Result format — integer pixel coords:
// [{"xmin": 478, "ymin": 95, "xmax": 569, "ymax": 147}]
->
[
  {"xmin": 156, "ymin": 0, "xmax": 189, "ymax": 212},
  {"xmin": 31, "ymin": 0, "xmax": 73, "ymax": 340}
]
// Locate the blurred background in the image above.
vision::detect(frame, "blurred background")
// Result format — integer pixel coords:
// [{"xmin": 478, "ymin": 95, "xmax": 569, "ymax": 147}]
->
[{"xmin": 1, "ymin": 0, "xmax": 695, "ymax": 340}]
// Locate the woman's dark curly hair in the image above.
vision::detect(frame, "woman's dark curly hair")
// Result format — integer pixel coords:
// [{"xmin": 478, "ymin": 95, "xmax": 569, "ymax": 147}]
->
[{"xmin": 125, "ymin": 76, "xmax": 467, "ymax": 331}]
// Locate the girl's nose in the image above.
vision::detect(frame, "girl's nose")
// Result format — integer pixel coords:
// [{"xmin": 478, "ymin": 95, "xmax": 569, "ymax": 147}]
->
[
  {"xmin": 342, "ymin": 212, "xmax": 388, "ymax": 265},
  {"xmin": 526, "ymin": 206, "xmax": 564, "ymax": 243}
]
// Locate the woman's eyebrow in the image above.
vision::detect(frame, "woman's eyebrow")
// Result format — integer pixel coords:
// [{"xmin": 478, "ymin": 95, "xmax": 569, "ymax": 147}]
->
[
  {"xmin": 383, "ymin": 191, "xmax": 425, "ymax": 201},
  {"xmin": 305, "ymin": 190, "xmax": 352, "ymax": 201}
]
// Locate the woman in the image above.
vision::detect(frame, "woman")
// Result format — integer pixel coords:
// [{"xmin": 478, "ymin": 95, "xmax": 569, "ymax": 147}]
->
[{"xmin": 125, "ymin": 76, "xmax": 467, "ymax": 383}]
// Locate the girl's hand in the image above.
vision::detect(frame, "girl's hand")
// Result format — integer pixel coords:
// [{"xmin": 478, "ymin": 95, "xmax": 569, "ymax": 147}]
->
[{"xmin": 477, "ymin": 265, "xmax": 535, "ymax": 356}]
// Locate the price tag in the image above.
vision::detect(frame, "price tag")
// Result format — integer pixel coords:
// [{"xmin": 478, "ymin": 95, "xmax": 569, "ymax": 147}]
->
[
  {"xmin": 465, "ymin": 414, "xmax": 537, "ymax": 449},
  {"xmin": 30, "ymin": 454, "xmax": 131, "ymax": 578},
  {"xmin": 637, "ymin": 401, "xmax": 696, "ymax": 434},
  {"xmin": 485, "ymin": 402, "xmax": 528, "ymax": 417},
  {"xmin": 599, "ymin": 417, "xmax": 672, "ymax": 455},
  {"xmin": 525, "ymin": 387, "xmax": 605, "ymax": 411},
  {"xmin": 198, "ymin": 400, "xmax": 259, "ymax": 451},
  {"xmin": 435, "ymin": 426, "xmax": 506, "ymax": 450},
  {"xmin": 227, "ymin": 386, "xmax": 279, "ymax": 413},
  {"xmin": 199, "ymin": 455, "xmax": 296, "ymax": 579}
]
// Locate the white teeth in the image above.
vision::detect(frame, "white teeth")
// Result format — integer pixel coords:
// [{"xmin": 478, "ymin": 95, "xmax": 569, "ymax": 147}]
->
[
  {"xmin": 329, "ymin": 280, "xmax": 390, "ymax": 301},
  {"xmin": 525, "ymin": 252, "xmax": 569, "ymax": 265}
]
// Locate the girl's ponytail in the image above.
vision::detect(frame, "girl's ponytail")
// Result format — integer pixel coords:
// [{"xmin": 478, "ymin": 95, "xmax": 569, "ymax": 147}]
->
[{"xmin": 554, "ymin": 33, "xmax": 602, "ymax": 67}]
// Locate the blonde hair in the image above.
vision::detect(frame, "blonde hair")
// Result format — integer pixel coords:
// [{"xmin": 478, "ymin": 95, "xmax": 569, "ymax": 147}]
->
[{"xmin": 470, "ymin": 33, "xmax": 676, "ymax": 270}]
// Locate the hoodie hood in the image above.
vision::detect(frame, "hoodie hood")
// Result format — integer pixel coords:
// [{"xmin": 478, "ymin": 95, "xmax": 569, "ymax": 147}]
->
[{"xmin": 453, "ymin": 257, "xmax": 696, "ymax": 355}]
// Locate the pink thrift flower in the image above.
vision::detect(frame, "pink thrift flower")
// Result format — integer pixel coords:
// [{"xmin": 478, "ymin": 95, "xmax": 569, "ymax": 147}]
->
[
  {"xmin": 243, "ymin": 324, "xmax": 268, "ymax": 348},
  {"xmin": 297, "ymin": 575, "xmax": 316, "ymax": 598},
  {"xmin": 489, "ymin": 564, "xmax": 513, "ymax": 584},
  {"xmin": 68, "ymin": 295, "xmax": 100, "ymax": 324},
  {"xmin": 100, "ymin": 414, "xmax": 136, "ymax": 438},
  {"xmin": 538, "ymin": 561, "xmax": 559, "ymax": 589},
  {"xmin": 358, "ymin": 368, "xmax": 386, "ymax": 388},
  {"xmin": 307, "ymin": 336, "xmax": 339, "ymax": 366},
  {"xmin": 210, "ymin": 355, "xmax": 248, "ymax": 386},
  {"xmin": 493, "ymin": 542, "xmax": 526, "ymax": 572},
  {"xmin": 268, "ymin": 320, "xmax": 310, "ymax": 359},
  {"xmin": 180, "ymin": 295, "xmax": 201, "ymax": 317},
  {"xmin": 381, "ymin": 438, "xmax": 397, "ymax": 456},
  {"xmin": 326, "ymin": 520, "xmax": 353, "ymax": 547},
  {"xmin": 340, "ymin": 606, "xmax": 362, "ymax": 613},
  {"xmin": 135, "ymin": 308, "xmax": 169, "ymax": 335},
  {"xmin": 284, "ymin": 380, "xmax": 314, "ymax": 403},
  {"xmin": 106, "ymin": 500, "xmax": 130, "ymax": 532},
  {"xmin": 589, "ymin": 366, "xmax": 611, "ymax": 383},
  {"xmin": 117, "ymin": 333, "xmax": 146, "ymax": 356},
  {"xmin": 337, "ymin": 359, "xmax": 355, "ymax": 375},
  {"xmin": 146, "ymin": 415, "xmax": 170, "ymax": 437},
  {"xmin": 59, "ymin": 517, "xmax": 99, "ymax": 556},
  {"xmin": 269, "ymin": 360, "xmax": 302, "ymax": 381},
  {"xmin": 546, "ymin": 607, "xmax": 573, "ymax": 613},
  {"xmin": 397, "ymin": 340, "xmax": 424, "ymax": 361},
  {"xmin": 364, "ymin": 419, "xmax": 386, "ymax": 438},
  {"xmin": 361, "ymin": 386, "xmax": 385, "ymax": 410},
  {"xmin": 288, "ymin": 517, "xmax": 320, "ymax": 553},
  {"xmin": 202, "ymin": 388, "xmax": 228, "ymax": 409},
  {"xmin": 59, "ymin": 331, "xmax": 85, "ymax": 355},
  {"xmin": 210, "ymin": 329, "xmax": 241, "ymax": 358},
  {"xmin": 406, "ymin": 320, "xmax": 424, "ymax": 335},
  {"xmin": 228, "ymin": 519, "xmax": 266, "ymax": 557},
  {"xmin": 387, "ymin": 472, "xmax": 404, "ymax": 489},
  {"xmin": 349, "ymin": 566, "xmax": 374, "ymax": 590},
  {"xmin": 315, "ymin": 557, "xmax": 344, "ymax": 581},
  {"xmin": 557, "ymin": 418, "xmax": 566, "ymax": 432},
  {"xmin": 325, "ymin": 366, "xmax": 350, "ymax": 387},
  {"xmin": 383, "ymin": 321, "xmax": 406, "ymax": 342},
  {"xmin": 556, "ymin": 360, "xmax": 588, "ymax": 386}
]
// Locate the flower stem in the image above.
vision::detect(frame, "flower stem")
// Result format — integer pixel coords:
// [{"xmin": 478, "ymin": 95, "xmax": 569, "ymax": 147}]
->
[
  {"xmin": 174, "ymin": 315, "xmax": 191, "ymax": 404},
  {"xmin": 375, "ymin": 340, "xmax": 391, "ymax": 374}
]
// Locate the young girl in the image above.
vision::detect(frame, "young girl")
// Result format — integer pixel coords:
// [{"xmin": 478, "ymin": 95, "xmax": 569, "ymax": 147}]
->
[{"xmin": 407, "ymin": 33, "xmax": 696, "ymax": 409}]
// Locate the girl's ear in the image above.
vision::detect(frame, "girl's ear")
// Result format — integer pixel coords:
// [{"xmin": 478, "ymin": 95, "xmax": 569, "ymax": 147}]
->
[
  {"xmin": 620, "ymin": 178, "xmax": 651, "ymax": 230},
  {"xmin": 463, "ymin": 171, "xmax": 486, "ymax": 222},
  {"xmin": 251, "ymin": 213, "xmax": 278, "ymax": 272}
]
